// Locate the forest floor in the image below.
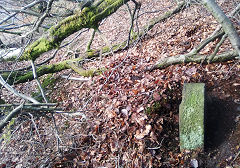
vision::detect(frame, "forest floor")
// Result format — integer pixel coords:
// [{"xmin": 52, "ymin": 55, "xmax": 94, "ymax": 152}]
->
[{"xmin": 0, "ymin": 0, "xmax": 240, "ymax": 167}]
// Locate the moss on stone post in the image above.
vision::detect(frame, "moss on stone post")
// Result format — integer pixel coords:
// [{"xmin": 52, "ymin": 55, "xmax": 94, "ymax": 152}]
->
[{"xmin": 179, "ymin": 83, "xmax": 205, "ymax": 151}]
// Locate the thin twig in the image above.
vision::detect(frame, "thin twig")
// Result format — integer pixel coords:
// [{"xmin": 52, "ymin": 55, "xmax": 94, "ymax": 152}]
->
[
  {"xmin": 0, "ymin": 29, "xmax": 87, "ymax": 73},
  {"xmin": 147, "ymin": 137, "xmax": 165, "ymax": 150},
  {"xmin": 30, "ymin": 60, "xmax": 48, "ymax": 103},
  {"xmin": 28, "ymin": 113, "xmax": 45, "ymax": 148},
  {"xmin": 0, "ymin": 0, "xmax": 46, "ymax": 25},
  {"xmin": 25, "ymin": 0, "xmax": 54, "ymax": 36}
]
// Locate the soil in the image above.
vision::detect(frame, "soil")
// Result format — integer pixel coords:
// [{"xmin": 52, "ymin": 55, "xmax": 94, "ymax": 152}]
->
[
  {"xmin": 200, "ymin": 97, "xmax": 240, "ymax": 167},
  {"xmin": 145, "ymin": 72, "xmax": 240, "ymax": 167}
]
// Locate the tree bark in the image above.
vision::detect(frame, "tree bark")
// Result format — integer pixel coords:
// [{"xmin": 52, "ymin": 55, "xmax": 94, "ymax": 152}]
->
[
  {"xmin": 21, "ymin": 0, "xmax": 130, "ymax": 61},
  {"xmin": 147, "ymin": 50, "xmax": 238, "ymax": 71},
  {"xmin": 202, "ymin": 0, "xmax": 240, "ymax": 58}
]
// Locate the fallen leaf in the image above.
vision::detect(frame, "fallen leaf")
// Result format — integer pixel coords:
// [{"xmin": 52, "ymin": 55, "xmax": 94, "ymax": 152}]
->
[{"xmin": 153, "ymin": 92, "xmax": 161, "ymax": 101}]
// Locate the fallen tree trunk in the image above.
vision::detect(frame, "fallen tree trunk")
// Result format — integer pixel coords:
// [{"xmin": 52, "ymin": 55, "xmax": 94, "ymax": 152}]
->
[
  {"xmin": 147, "ymin": 50, "xmax": 238, "ymax": 71},
  {"xmin": 1, "ymin": 57, "xmax": 102, "ymax": 85},
  {"xmin": 21, "ymin": 0, "xmax": 130, "ymax": 61}
]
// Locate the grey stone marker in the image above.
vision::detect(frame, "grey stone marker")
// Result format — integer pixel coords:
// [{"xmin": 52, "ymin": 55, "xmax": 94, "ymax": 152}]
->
[{"xmin": 179, "ymin": 83, "xmax": 205, "ymax": 151}]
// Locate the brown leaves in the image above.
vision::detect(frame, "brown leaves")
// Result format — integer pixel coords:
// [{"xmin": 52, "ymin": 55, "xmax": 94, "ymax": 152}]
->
[
  {"xmin": 153, "ymin": 91, "xmax": 161, "ymax": 101},
  {"xmin": 135, "ymin": 125, "xmax": 152, "ymax": 140}
]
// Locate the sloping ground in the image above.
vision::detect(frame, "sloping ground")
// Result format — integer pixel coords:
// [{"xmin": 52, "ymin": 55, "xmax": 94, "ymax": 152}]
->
[{"xmin": 0, "ymin": 0, "xmax": 240, "ymax": 167}]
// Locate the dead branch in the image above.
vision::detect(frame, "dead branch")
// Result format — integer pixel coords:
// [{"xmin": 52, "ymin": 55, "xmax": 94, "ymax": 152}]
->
[
  {"xmin": 0, "ymin": 103, "xmax": 57, "ymax": 107},
  {"xmin": 202, "ymin": 0, "xmax": 240, "ymax": 58},
  {"xmin": 31, "ymin": 60, "xmax": 48, "ymax": 103},
  {"xmin": 0, "ymin": 0, "xmax": 46, "ymax": 25},
  {"xmin": 147, "ymin": 50, "xmax": 238, "ymax": 71},
  {"xmin": 208, "ymin": 34, "xmax": 227, "ymax": 63},
  {"xmin": 0, "ymin": 75, "xmax": 39, "ymax": 103},
  {"xmin": 61, "ymin": 75, "xmax": 90, "ymax": 81},
  {"xmin": 25, "ymin": 0, "xmax": 54, "ymax": 36},
  {"xmin": 0, "ymin": 103, "xmax": 23, "ymax": 132},
  {"xmin": 188, "ymin": 30, "xmax": 225, "ymax": 55}
]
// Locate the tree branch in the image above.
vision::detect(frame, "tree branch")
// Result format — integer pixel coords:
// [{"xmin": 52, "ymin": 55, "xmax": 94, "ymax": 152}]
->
[
  {"xmin": 147, "ymin": 50, "xmax": 238, "ymax": 71},
  {"xmin": 0, "ymin": 103, "xmax": 23, "ymax": 132},
  {"xmin": 21, "ymin": 0, "xmax": 130, "ymax": 61},
  {"xmin": 202, "ymin": 0, "xmax": 240, "ymax": 58},
  {"xmin": 0, "ymin": 75, "xmax": 39, "ymax": 103}
]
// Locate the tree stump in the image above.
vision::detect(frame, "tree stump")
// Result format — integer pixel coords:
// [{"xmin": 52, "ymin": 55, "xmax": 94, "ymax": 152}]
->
[{"xmin": 179, "ymin": 83, "xmax": 205, "ymax": 151}]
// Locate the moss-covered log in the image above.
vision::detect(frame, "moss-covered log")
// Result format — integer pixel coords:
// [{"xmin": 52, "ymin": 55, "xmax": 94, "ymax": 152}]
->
[
  {"xmin": 21, "ymin": 0, "xmax": 130, "ymax": 61},
  {"xmin": 2, "ymin": 57, "xmax": 103, "ymax": 85}
]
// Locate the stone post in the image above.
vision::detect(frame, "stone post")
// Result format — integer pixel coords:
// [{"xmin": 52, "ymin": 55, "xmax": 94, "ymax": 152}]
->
[{"xmin": 179, "ymin": 83, "xmax": 205, "ymax": 151}]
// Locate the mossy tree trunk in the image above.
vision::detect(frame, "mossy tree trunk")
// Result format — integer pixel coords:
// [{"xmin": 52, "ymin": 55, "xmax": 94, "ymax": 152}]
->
[{"xmin": 21, "ymin": 0, "xmax": 130, "ymax": 61}]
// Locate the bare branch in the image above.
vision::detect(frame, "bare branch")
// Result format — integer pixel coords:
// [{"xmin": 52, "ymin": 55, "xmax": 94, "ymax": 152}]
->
[
  {"xmin": 0, "ymin": 103, "xmax": 23, "ymax": 132},
  {"xmin": 0, "ymin": 0, "xmax": 47, "ymax": 25},
  {"xmin": 202, "ymin": 0, "xmax": 240, "ymax": 58},
  {"xmin": 0, "ymin": 103, "xmax": 57, "ymax": 107},
  {"xmin": 26, "ymin": 0, "xmax": 54, "ymax": 36},
  {"xmin": 147, "ymin": 50, "xmax": 238, "ymax": 71},
  {"xmin": 0, "ymin": 75, "xmax": 39, "ymax": 103},
  {"xmin": 61, "ymin": 75, "xmax": 90, "ymax": 81},
  {"xmin": 208, "ymin": 33, "xmax": 227, "ymax": 63},
  {"xmin": 30, "ymin": 60, "xmax": 48, "ymax": 103}
]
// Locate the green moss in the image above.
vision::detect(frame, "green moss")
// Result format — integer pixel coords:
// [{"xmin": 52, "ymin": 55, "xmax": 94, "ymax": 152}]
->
[
  {"xmin": 0, "ymin": 117, "xmax": 16, "ymax": 144},
  {"xmin": 145, "ymin": 102, "xmax": 162, "ymax": 116},
  {"xmin": 179, "ymin": 83, "xmax": 205, "ymax": 151},
  {"xmin": 1, "ymin": 71, "xmax": 25, "ymax": 85},
  {"xmin": 77, "ymin": 68, "xmax": 105, "ymax": 77},
  {"xmin": 21, "ymin": 38, "xmax": 54, "ymax": 61},
  {"xmin": 50, "ymin": 8, "xmax": 97, "ymax": 42},
  {"xmin": 86, "ymin": 49, "xmax": 100, "ymax": 58},
  {"xmin": 102, "ymin": 46, "xmax": 110, "ymax": 53},
  {"xmin": 92, "ymin": 0, "xmax": 128, "ymax": 23},
  {"xmin": 112, "ymin": 42, "xmax": 126, "ymax": 51},
  {"xmin": 41, "ymin": 74, "xmax": 56, "ymax": 89}
]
